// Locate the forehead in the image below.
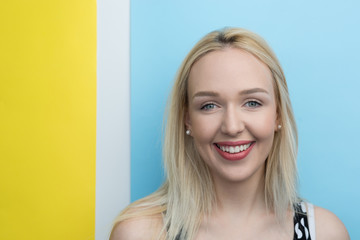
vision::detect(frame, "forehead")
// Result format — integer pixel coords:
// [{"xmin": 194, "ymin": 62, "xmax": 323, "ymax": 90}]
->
[{"xmin": 188, "ymin": 48, "xmax": 274, "ymax": 98}]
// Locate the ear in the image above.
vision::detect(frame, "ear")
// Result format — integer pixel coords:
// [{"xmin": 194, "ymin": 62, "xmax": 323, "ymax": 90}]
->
[
  {"xmin": 184, "ymin": 109, "xmax": 192, "ymax": 130},
  {"xmin": 274, "ymin": 110, "xmax": 281, "ymax": 132}
]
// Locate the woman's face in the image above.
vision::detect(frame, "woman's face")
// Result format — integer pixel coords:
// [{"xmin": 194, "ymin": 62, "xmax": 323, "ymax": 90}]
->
[{"xmin": 186, "ymin": 48, "xmax": 279, "ymax": 183}]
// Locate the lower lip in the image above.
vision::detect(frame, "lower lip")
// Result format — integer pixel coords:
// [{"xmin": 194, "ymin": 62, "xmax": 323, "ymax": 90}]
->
[{"xmin": 214, "ymin": 143, "xmax": 255, "ymax": 161}]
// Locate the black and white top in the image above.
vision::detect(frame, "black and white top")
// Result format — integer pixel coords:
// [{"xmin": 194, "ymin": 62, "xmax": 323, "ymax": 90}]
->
[{"xmin": 293, "ymin": 202, "xmax": 316, "ymax": 240}]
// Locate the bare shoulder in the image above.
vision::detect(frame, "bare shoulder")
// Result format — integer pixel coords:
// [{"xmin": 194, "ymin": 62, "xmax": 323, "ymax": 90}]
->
[
  {"xmin": 314, "ymin": 206, "xmax": 350, "ymax": 240},
  {"xmin": 110, "ymin": 214, "xmax": 164, "ymax": 240}
]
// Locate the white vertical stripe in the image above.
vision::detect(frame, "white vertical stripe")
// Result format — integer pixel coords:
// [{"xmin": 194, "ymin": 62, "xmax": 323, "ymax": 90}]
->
[
  {"xmin": 96, "ymin": 0, "xmax": 130, "ymax": 239},
  {"xmin": 307, "ymin": 203, "xmax": 316, "ymax": 240}
]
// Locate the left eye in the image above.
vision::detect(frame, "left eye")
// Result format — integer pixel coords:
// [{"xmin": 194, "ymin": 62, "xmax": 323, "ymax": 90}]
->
[{"xmin": 245, "ymin": 101, "xmax": 261, "ymax": 108}]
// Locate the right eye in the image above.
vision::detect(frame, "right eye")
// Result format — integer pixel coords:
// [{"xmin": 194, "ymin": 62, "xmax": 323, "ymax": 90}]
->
[{"xmin": 201, "ymin": 103, "xmax": 216, "ymax": 111}]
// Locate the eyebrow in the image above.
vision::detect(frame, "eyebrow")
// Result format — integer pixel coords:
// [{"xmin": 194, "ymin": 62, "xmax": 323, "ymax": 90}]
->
[
  {"xmin": 239, "ymin": 88, "xmax": 269, "ymax": 95},
  {"xmin": 192, "ymin": 88, "xmax": 269, "ymax": 99},
  {"xmin": 192, "ymin": 91, "xmax": 219, "ymax": 99}
]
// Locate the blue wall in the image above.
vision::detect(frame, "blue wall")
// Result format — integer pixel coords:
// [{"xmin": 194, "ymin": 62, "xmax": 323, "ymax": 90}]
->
[{"xmin": 131, "ymin": 0, "xmax": 360, "ymax": 238}]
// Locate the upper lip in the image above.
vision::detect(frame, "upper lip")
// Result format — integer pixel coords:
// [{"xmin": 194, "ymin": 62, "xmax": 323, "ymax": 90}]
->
[{"xmin": 214, "ymin": 141, "xmax": 254, "ymax": 146}]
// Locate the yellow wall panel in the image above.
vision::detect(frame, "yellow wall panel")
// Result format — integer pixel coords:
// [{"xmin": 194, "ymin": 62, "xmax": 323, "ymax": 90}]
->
[{"xmin": 0, "ymin": 1, "xmax": 96, "ymax": 239}]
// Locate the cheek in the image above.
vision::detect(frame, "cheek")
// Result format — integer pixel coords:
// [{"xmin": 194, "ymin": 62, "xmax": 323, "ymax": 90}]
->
[
  {"xmin": 190, "ymin": 114, "xmax": 220, "ymax": 144},
  {"xmin": 247, "ymin": 111, "xmax": 277, "ymax": 138}
]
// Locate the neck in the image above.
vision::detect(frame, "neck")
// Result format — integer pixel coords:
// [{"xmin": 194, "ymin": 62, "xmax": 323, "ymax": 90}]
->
[{"xmin": 212, "ymin": 164, "xmax": 267, "ymax": 219}]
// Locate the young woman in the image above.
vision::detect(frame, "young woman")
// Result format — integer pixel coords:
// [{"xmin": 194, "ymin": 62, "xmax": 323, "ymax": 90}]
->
[{"xmin": 110, "ymin": 28, "xmax": 349, "ymax": 240}]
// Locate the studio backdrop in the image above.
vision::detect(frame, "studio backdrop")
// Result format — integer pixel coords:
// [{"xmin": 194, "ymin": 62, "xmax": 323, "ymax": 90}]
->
[{"xmin": 0, "ymin": 0, "xmax": 359, "ymax": 239}]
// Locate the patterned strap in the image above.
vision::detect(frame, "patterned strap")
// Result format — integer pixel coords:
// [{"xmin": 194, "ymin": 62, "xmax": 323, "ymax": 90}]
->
[{"xmin": 293, "ymin": 202, "xmax": 315, "ymax": 240}]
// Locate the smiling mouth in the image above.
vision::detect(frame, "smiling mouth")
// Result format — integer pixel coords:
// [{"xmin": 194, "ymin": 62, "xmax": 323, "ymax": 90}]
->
[{"xmin": 215, "ymin": 142, "xmax": 254, "ymax": 154}]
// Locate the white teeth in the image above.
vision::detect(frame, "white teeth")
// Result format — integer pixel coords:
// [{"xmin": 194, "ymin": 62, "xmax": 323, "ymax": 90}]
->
[
  {"xmin": 217, "ymin": 143, "xmax": 252, "ymax": 154},
  {"xmin": 229, "ymin": 147, "xmax": 235, "ymax": 153}
]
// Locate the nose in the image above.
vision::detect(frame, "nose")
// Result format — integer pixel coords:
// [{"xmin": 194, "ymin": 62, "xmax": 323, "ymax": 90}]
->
[{"xmin": 220, "ymin": 105, "xmax": 245, "ymax": 136}]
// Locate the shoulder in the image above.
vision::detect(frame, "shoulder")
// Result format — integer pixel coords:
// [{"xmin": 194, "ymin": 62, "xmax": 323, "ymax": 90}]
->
[
  {"xmin": 314, "ymin": 205, "xmax": 350, "ymax": 240},
  {"xmin": 110, "ymin": 214, "xmax": 164, "ymax": 240}
]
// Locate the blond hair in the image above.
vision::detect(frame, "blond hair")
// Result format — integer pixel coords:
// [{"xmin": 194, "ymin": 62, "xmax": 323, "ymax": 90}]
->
[{"xmin": 111, "ymin": 27, "xmax": 298, "ymax": 240}]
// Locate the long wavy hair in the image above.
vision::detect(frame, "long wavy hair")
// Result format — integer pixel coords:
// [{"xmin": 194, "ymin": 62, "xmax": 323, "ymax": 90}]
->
[{"xmin": 112, "ymin": 27, "xmax": 298, "ymax": 240}]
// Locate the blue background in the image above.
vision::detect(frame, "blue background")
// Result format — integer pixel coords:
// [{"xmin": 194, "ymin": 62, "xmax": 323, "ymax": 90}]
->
[{"xmin": 131, "ymin": 0, "xmax": 360, "ymax": 238}]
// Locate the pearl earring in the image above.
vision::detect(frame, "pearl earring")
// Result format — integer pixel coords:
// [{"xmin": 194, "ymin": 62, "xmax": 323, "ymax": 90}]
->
[
  {"xmin": 278, "ymin": 124, "xmax": 282, "ymax": 129},
  {"xmin": 186, "ymin": 129, "xmax": 191, "ymax": 135}
]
